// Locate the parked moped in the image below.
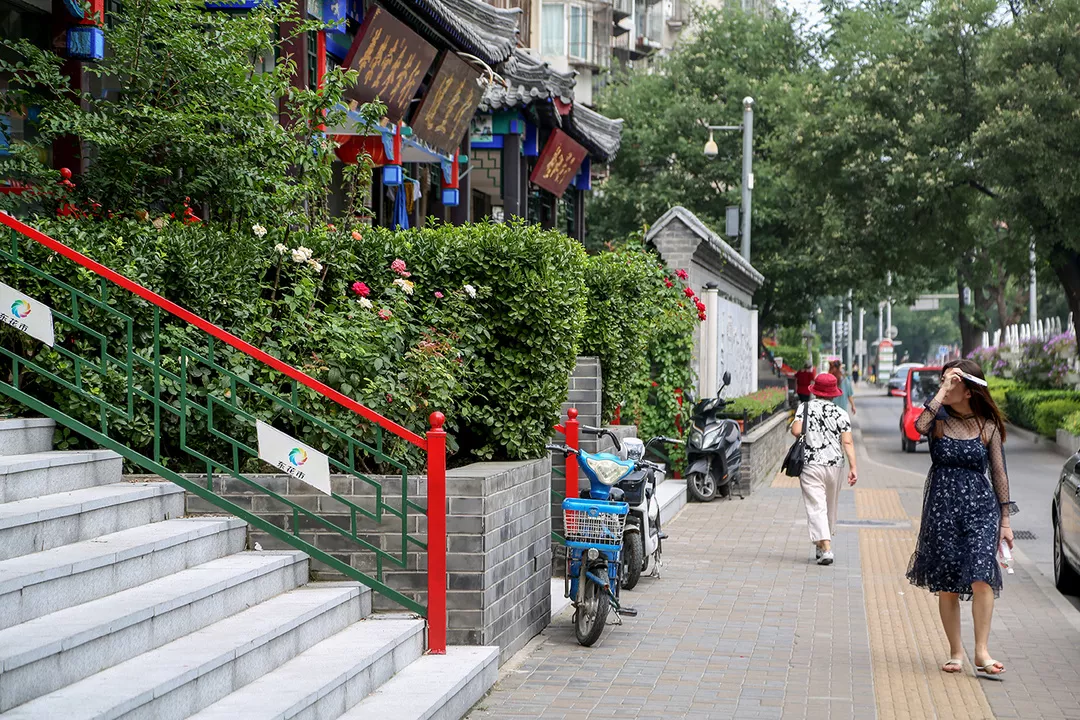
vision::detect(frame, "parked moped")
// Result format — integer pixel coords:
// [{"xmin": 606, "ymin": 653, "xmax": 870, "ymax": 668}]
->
[
  {"xmin": 579, "ymin": 427, "xmax": 682, "ymax": 590},
  {"xmin": 546, "ymin": 441, "xmax": 639, "ymax": 646},
  {"xmin": 685, "ymin": 371, "xmax": 743, "ymax": 502}
]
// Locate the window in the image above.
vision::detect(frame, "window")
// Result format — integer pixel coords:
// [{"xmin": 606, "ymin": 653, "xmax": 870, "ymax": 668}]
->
[
  {"xmin": 308, "ymin": 30, "xmax": 319, "ymax": 88},
  {"xmin": 541, "ymin": 3, "xmax": 564, "ymax": 56},
  {"xmin": 568, "ymin": 6, "xmax": 588, "ymax": 59}
]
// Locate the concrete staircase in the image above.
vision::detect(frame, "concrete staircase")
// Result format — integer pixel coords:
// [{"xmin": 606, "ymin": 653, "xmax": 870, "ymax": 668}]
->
[{"xmin": 0, "ymin": 418, "xmax": 497, "ymax": 720}]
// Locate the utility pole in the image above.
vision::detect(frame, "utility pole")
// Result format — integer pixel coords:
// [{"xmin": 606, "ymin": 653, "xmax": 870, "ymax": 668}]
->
[
  {"xmin": 886, "ymin": 271, "xmax": 893, "ymax": 338},
  {"xmin": 1030, "ymin": 240, "xmax": 1038, "ymax": 331},
  {"xmin": 858, "ymin": 307, "xmax": 865, "ymax": 375},
  {"xmin": 741, "ymin": 98, "xmax": 754, "ymax": 263},
  {"xmin": 846, "ymin": 289, "xmax": 854, "ymax": 372},
  {"xmin": 831, "ymin": 320, "xmax": 837, "ymax": 356}
]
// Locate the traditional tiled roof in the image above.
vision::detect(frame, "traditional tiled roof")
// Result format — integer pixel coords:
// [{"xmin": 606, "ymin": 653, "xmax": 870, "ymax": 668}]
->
[
  {"xmin": 566, "ymin": 102, "xmax": 623, "ymax": 162},
  {"xmin": 478, "ymin": 50, "xmax": 576, "ymax": 111},
  {"xmin": 387, "ymin": 0, "xmax": 521, "ymax": 66},
  {"xmin": 646, "ymin": 206, "xmax": 764, "ymax": 288}
]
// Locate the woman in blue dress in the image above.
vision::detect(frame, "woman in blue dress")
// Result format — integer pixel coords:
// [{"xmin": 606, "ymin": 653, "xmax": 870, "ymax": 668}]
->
[{"xmin": 906, "ymin": 358, "xmax": 1016, "ymax": 677}]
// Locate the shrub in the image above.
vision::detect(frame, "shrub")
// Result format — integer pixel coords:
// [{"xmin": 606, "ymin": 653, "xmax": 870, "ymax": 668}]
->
[
  {"xmin": 1062, "ymin": 410, "xmax": 1080, "ymax": 436},
  {"xmin": 1012, "ymin": 334, "xmax": 1075, "ymax": 390},
  {"xmin": 0, "ymin": 216, "xmax": 587, "ymax": 467},
  {"xmin": 1004, "ymin": 389, "xmax": 1080, "ymax": 433},
  {"xmin": 769, "ymin": 344, "xmax": 812, "ymax": 369},
  {"xmin": 1034, "ymin": 399, "xmax": 1080, "ymax": 438},
  {"xmin": 724, "ymin": 388, "xmax": 788, "ymax": 421},
  {"xmin": 986, "ymin": 377, "xmax": 1016, "ymax": 416}
]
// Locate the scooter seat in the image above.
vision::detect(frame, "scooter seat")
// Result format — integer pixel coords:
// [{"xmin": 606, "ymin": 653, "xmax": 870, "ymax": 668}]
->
[{"xmin": 578, "ymin": 487, "xmax": 626, "ymax": 502}]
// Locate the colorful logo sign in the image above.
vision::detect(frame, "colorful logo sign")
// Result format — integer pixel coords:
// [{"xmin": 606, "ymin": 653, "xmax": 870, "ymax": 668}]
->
[
  {"xmin": 11, "ymin": 299, "xmax": 30, "ymax": 319},
  {"xmin": 288, "ymin": 448, "xmax": 308, "ymax": 466}
]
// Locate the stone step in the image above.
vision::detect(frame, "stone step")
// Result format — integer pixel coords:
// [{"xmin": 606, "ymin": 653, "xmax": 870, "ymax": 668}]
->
[
  {"xmin": 657, "ymin": 479, "xmax": 688, "ymax": 527},
  {"xmin": 0, "ymin": 551, "xmax": 311, "ymax": 712},
  {"xmin": 341, "ymin": 646, "xmax": 499, "ymax": 720},
  {"xmin": 0, "ymin": 585, "xmax": 366, "ymax": 720},
  {"xmin": 188, "ymin": 617, "xmax": 424, "ymax": 720},
  {"xmin": 0, "ymin": 449, "xmax": 122, "ymax": 504},
  {"xmin": 0, "ymin": 481, "xmax": 185, "ymax": 561},
  {"xmin": 0, "ymin": 418, "xmax": 54, "ymax": 457},
  {"xmin": 0, "ymin": 517, "xmax": 247, "ymax": 631}
]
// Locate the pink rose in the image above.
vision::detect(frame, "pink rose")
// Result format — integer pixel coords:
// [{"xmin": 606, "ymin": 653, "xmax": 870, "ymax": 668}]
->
[
  {"xmin": 351, "ymin": 281, "xmax": 371, "ymax": 297},
  {"xmin": 434, "ymin": 291, "xmax": 444, "ymax": 299},
  {"xmin": 390, "ymin": 259, "xmax": 411, "ymax": 277},
  {"xmin": 378, "ymin": 308, "xmax": 393, "ymax": 321},
  {"xmin": 675, "ymin": 268, "xmax": 689, "ymax": 280}
]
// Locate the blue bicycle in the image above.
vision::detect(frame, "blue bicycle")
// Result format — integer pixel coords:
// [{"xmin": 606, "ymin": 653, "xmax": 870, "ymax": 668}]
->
[{"xmin": 547, "ymin": 442, "xmax": 639, "ymax": 646}]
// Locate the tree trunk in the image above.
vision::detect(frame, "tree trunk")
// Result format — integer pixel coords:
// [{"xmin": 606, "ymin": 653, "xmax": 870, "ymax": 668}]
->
[
  {"xmin": 957, "ymin": 267, "xmax": 985, "ymax": 355},
  {"xmin": 1052, "ymin": 245, "xmax": 1080, "ymax": 355}
]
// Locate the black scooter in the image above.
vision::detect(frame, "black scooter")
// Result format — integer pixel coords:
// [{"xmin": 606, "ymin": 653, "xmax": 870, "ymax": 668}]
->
[{"xmin": 685, "ymin": 371, "xmax": 743, "ymax": 502}]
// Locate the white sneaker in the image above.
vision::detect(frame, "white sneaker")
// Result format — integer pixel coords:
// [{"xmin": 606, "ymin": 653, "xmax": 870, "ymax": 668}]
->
[
  {"xmin": 818, "ymin": 550, "xmax": 834, "ymax": 566},
  {"xmin": 815, "ymin": 546, "xmax": 823, "ymax": 560}
]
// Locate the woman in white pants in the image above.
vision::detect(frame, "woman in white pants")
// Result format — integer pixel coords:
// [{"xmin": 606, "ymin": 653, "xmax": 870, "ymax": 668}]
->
[{"xmin": 790, "ymin": 373, "xmax": 859, "ymax": 565}]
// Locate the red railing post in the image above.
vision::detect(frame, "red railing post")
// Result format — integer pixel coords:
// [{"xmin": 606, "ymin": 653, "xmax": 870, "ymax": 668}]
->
[
  {"xmin": 425, "ymin": 411, "xmax": 447, "ymax": 655},
  {"xmin": 565, "ymin": 408, "xmax": 579, "ymax": 501}
]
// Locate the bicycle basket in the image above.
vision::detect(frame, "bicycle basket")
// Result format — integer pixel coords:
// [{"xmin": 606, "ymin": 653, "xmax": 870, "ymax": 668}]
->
[{"xmin": 562, "ymin": 498, "xmax": 629, "ymax": 551}]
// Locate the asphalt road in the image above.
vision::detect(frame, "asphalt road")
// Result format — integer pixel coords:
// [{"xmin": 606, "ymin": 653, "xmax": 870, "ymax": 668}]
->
[{"xmin": 853, "ymin": 384, "xmax": 1065, "ymax": 582}]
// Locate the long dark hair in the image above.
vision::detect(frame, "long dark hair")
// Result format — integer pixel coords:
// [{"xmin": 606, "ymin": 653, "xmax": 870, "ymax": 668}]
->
[{"xmin": 942, "ymin": 358, "xmax": 1006, "ymax": 442}]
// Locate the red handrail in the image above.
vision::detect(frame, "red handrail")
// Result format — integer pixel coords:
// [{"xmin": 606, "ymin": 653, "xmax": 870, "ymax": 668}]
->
[{"xmin": 0, "ymin": 212, "xmax": 426, "ymax": 448}]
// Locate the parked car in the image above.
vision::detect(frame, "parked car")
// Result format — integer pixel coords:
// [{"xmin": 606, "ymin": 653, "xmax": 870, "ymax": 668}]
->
[
  {"xmin": 900, "ymin": 366, "xmax": 941, "ymax": 453},
  {"xmin": 1053, "ymin": 453, "xmax": 1080, "ymax": 594},
  {"xmin": 887, "ymin": 363, "xmax": 923, "ymax": 396}
]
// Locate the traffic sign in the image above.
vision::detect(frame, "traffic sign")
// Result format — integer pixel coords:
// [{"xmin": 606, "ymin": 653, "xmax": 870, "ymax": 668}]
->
[{"xmin": 887, "ymin": 325, "xmax": 899, "ymax": 340}]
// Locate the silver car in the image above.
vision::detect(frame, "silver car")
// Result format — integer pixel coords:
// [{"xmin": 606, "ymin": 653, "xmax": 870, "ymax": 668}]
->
[
  {"xmin": 887, "ymin": 363, "xmax": 923, "ymax": 396},
  {"xmin": 1053, "ymin": 452, "xmax": 1080, "ymax": 594}
]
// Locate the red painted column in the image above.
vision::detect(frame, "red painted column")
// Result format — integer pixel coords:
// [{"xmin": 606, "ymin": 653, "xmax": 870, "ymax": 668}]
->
[
  {"xmin": 565, "ymin": 408, "xmax": 579, "ymax": 501},
  {"xmin": 425, "ymin": 411, "xmax": 447, "ymax": 655}
]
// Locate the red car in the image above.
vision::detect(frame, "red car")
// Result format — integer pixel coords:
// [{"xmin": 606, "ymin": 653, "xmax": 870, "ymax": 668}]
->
[{"xmin": 900, "ymin": 366, "xmax": 942, "ymax": 453}]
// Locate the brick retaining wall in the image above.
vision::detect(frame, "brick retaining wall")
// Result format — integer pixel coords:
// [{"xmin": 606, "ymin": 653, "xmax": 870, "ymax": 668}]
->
[{"xmin": 737, "ymin": 409, "xmax": 794, "ymax": 496}]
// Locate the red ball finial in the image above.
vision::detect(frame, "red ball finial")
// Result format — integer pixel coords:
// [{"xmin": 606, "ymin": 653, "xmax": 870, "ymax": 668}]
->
[
  {"xmin": 429, "ymin": 411, "xmax": 445, "ymax": 430},
  {"xmin": 567, "ymin": 408, "xmax": 578, "ymax": 420},
  {"xmin": 60, "ymin": 168, "xmax": 72, "ymax": 180}
]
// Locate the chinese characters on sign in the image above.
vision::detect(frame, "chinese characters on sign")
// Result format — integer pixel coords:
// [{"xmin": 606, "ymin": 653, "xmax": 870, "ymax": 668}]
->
[
  {"xmin": 255, "ymin": 421, "xmax": 332, "ymax": 496},
  {"xmin": 410, "ymin": 52, "xmax": 485, "ymax": 155},
  {"xmin": 528, "ymin": 129, "xmax": 588, "ymax": 198},
  {"xmin": 0, "ymin": 282, "xmax": 54, "ymax": 347},
  {"xmin": 342, "ymin": 7, "xmax": 438, "ymax": 122}
]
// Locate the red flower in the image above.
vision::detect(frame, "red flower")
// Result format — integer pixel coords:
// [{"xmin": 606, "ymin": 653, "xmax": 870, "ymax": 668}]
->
[
  {"xmin": 664, "ymin": 278, "xmax": 674, "ymax": 288},
  {"xmin": 390, "ymin": 259, "xmax": 411, "ymax": 277},
  {"xmin": 698, "ymin": 311, "xmax": 707, "ymax": 321},
  {"xmin": 695, "ymin": 299, "xmax": 706, "ymax": 312},
  {"xmin": 378, "ymin": 308, "xmax": 393, "ymax": 321},
  {"xmin": 683, "ymin": 286, "xmax": 695, "ymax": 298},
  {"xmin": 327, "ymin": 223, "xmax": 337, "ymax": 231},
  {"xmin": 386, "ymin": 393, "xmax": 393, "ymax": 403},
  {"xmin": 675, "ymin": 268, "xmax": 689, "ymax": 280},
  {"xmin": 351, "ymin": 230, "xmax": 363, "ymax": 241},
  {"xmin": 351, "ymin": 281, "xmax": 370, "ymax": 297}
]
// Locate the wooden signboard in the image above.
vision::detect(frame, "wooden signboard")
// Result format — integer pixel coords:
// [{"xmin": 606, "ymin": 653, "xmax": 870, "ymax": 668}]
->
[
  {"xmin": 342, "ymin": 7, "xmax": 438, "ymax": 122},
  {"xmin": 529, "ymin": 129, "xmax": 588, "ymax": 198},
  {"xmin": 410, "ymin": 52, "xmax": 485, "ymax": 155}
]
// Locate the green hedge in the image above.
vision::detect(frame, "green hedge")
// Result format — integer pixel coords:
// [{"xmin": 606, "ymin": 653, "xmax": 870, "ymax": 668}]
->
[
  {"xmin": 1, "ymin": 217, "xmax": 587, "ymax": 467},
  {"xmin": 1004, "ymin": 388, "xmax": 1080, "ymax": 434},
  {"xmin": 725, "ymin": 387, "xmax": 788, "ymax": 419},
  {"xmin": 986, "ymin": 377, "xmax": 1016, "ymax": 416},
  {"xmin": 770, "ymin": 344, "xmax": 813, "ymax": 368},
  {"xmin": 1034, "ymin": 399, "xmax": 1080, "ymax": 438}
]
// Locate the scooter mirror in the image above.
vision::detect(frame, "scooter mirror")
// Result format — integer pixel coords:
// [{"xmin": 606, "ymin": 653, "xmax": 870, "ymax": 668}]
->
[{"xmin": 721, "ymin": 371, "xmax": 731, "ymax": 388}]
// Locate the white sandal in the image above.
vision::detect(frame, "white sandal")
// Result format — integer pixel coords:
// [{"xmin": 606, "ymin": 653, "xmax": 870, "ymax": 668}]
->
[{"xmin": 942, "ymin": 658, "xmax": 963, "ymax": 673}]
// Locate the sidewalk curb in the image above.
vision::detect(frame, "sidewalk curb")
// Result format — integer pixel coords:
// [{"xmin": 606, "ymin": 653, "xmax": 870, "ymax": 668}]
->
[
  {"xmin": 1005, "ymin": 422, "xmax": 1054, "ymax": 448},
  {"xmin": 1010, "ymin": 544, "xmax": 1080, "ymax": 634}
]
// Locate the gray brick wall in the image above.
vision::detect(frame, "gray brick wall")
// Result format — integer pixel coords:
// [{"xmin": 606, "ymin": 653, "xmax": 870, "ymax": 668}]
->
[
  {"xmin": 561, "ymin": 356, "xmax": 602, "ymax": 440},
  {"xmin": 175, "ymin": 456, "xmax": 552, "ymax": 664},
  {"xmin": 736, "ymin": 409, "xmax": 794, "ymax": 495}
]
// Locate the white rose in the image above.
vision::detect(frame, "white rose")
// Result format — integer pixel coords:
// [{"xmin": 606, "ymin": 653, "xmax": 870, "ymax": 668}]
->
[
  {"xmin": 464, "ymin": 284, "xmax": 477, "ymax": 298},
  {"xmin": 359, "ymin": 297, "xmax": 373, "ymax": 309},
  {"xmin": 252, "ymin": 224, "xmax": 267, "ymax": 238},
  {"xmin": 393, "ymin": 278, "xmax": 415, "ymax": 295},
  {"xmin": 291, "ymin": 249, "xmax": 307, "ymax": 263},
  {"xmin": 308, "ymin": 259, "xmax": 323, "ymax": 273},
  {"xmin": 297, "ymin": 246, "xmax": 313, "ymax": 261},
  {"xmin": 274, "ymin": 243, "xmax": 288, "ymax": 255}
]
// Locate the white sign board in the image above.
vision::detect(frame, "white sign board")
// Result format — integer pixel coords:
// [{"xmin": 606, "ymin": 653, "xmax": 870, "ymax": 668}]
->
[
  {"xmin": 256, "ymin": 421, "xmax": 331, "ymax": 495},
  {"xmin": 0, "ymin": 281, "xmax": 55, "ymax": 347},
  {"xmin": 910, "ymin": 297, "xmax": 939, "ymax": 311}
]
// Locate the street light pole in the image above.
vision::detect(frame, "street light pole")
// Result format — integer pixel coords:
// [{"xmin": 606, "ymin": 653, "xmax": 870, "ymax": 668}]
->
[
  {"xmin": 1030, "ymin": 240, "xmax": 1038, "ymax": 332},
  {"xmin": 702, "ymin": 96, "xmax": 754, "ymax": 264},
  {"xmin": 741, "ymin": 97, "xmax": 754, "ymax": 263}
]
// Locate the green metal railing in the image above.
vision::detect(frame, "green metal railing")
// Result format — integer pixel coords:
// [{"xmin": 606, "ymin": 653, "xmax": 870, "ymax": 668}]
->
[{"xmin": 0, "ymin": 212, "xmax": 447, "ymax": 651}]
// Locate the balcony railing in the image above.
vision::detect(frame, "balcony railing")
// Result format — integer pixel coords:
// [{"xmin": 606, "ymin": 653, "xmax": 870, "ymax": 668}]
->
[{"xmin": 485, "ymin": 0, "xmax": 532, "ymax": 47}]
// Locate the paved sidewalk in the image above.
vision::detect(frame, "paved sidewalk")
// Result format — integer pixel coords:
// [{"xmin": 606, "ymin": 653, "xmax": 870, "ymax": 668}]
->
[{"xmin": 466, "ymin": 434, "xmax": 1080, "ymax": 719}]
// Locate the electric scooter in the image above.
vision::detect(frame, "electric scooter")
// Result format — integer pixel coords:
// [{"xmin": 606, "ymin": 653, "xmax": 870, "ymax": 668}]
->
[{"xmin": 686, "ymin": 370, "xmax": 743, "ymax": 501}]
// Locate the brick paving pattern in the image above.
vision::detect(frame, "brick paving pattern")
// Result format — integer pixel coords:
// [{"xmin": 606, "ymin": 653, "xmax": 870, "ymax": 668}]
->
[{"xmin": 467, "ymin": 431, "xmax": 1080, "ymax": 720}]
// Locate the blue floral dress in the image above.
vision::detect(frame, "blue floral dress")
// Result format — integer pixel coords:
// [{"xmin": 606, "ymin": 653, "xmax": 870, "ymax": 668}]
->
[{"xmin": 906, "ymin": 400, "xmax": 1018, "ymax": 600}]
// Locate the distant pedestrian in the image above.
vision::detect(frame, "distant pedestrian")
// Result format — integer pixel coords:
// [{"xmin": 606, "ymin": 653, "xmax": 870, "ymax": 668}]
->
[
  {"xmin": 906, "ymin": 359, "xmax": 1015, "ymax": 677},
  {"xmin": 790, "ymin": 373, "xmax": 858, "ymax": 565},
  {"xmin": 795, "ymin": 362, "xmax": 815, "ymax": 403},
  {"xmin": 852, "ymin": 366, "xmax": 860, "ymax": 384},
  {"xmin": 829, "ymin": 360, "xmax": 857, "ymax": 416}
]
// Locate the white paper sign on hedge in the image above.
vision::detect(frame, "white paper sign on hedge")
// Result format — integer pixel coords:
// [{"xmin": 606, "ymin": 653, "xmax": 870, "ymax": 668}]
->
[
  {"xmin": 0, "ymin": 281, "xmax": 55, "ymax": 347},
  {"xmin": 256, "ymin": 421, "xmax": 331, "ymax": 495}
]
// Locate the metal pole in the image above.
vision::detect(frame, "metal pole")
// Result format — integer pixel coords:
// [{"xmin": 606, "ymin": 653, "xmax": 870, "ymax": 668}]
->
[
  {"xmin": 886, "ymin": 271, "xmax": 893, "ymax": 338},
  {"xmin": 878, "ymin": 302, "xmax": 884, "ymax": 342},
  {"xmin": 858, "ymin": 307, "xmax": 865, "ymax": 375},
  {"xmin": 832, "ymin": 320, "xmax": 836, "ymax": 356},
  {"xmin": 846, "ymin": 289, "xmax": 854, "ymax": 371},
  {"xmin": 741, "ymin": 97, "xmax": 754, "ymax": 263},
  {"xmin": 425, "ymin": 412, "xmax": 447, "ymax": 655},
  {"xmin": 1030, "ymin": 240, "xmax": 1038, "ymax": 331}
]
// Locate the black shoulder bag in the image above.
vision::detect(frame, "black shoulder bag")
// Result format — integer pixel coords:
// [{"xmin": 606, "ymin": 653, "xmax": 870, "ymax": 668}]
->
[{"xmin": 782, "ymin": 401, "xmax": 811, "ymax": 478}]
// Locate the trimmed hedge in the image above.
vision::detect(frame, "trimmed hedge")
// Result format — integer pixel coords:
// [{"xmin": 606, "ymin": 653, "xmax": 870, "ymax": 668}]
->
[
  {"xmin": 1004, "ymin": 388, "xmax": 1080, "ymax": 434},
  {"xmin": 986, "ymin": 377, "xmax": 1016, "ymax": 417},
  {"xmin": 1034, "ymin": 399, "xmax": 1080, "ymax": 438}
]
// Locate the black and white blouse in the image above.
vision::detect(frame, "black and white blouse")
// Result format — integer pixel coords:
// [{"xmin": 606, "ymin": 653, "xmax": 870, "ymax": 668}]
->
[{"xmin": 795, "ymin": 399, "xmax": 852, "ymax": 467}]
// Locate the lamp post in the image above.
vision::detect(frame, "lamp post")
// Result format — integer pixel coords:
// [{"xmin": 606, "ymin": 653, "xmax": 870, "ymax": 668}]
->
[{"xmin": 703, "ymin": 97, "xmax": 754, "ymax": 263}]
